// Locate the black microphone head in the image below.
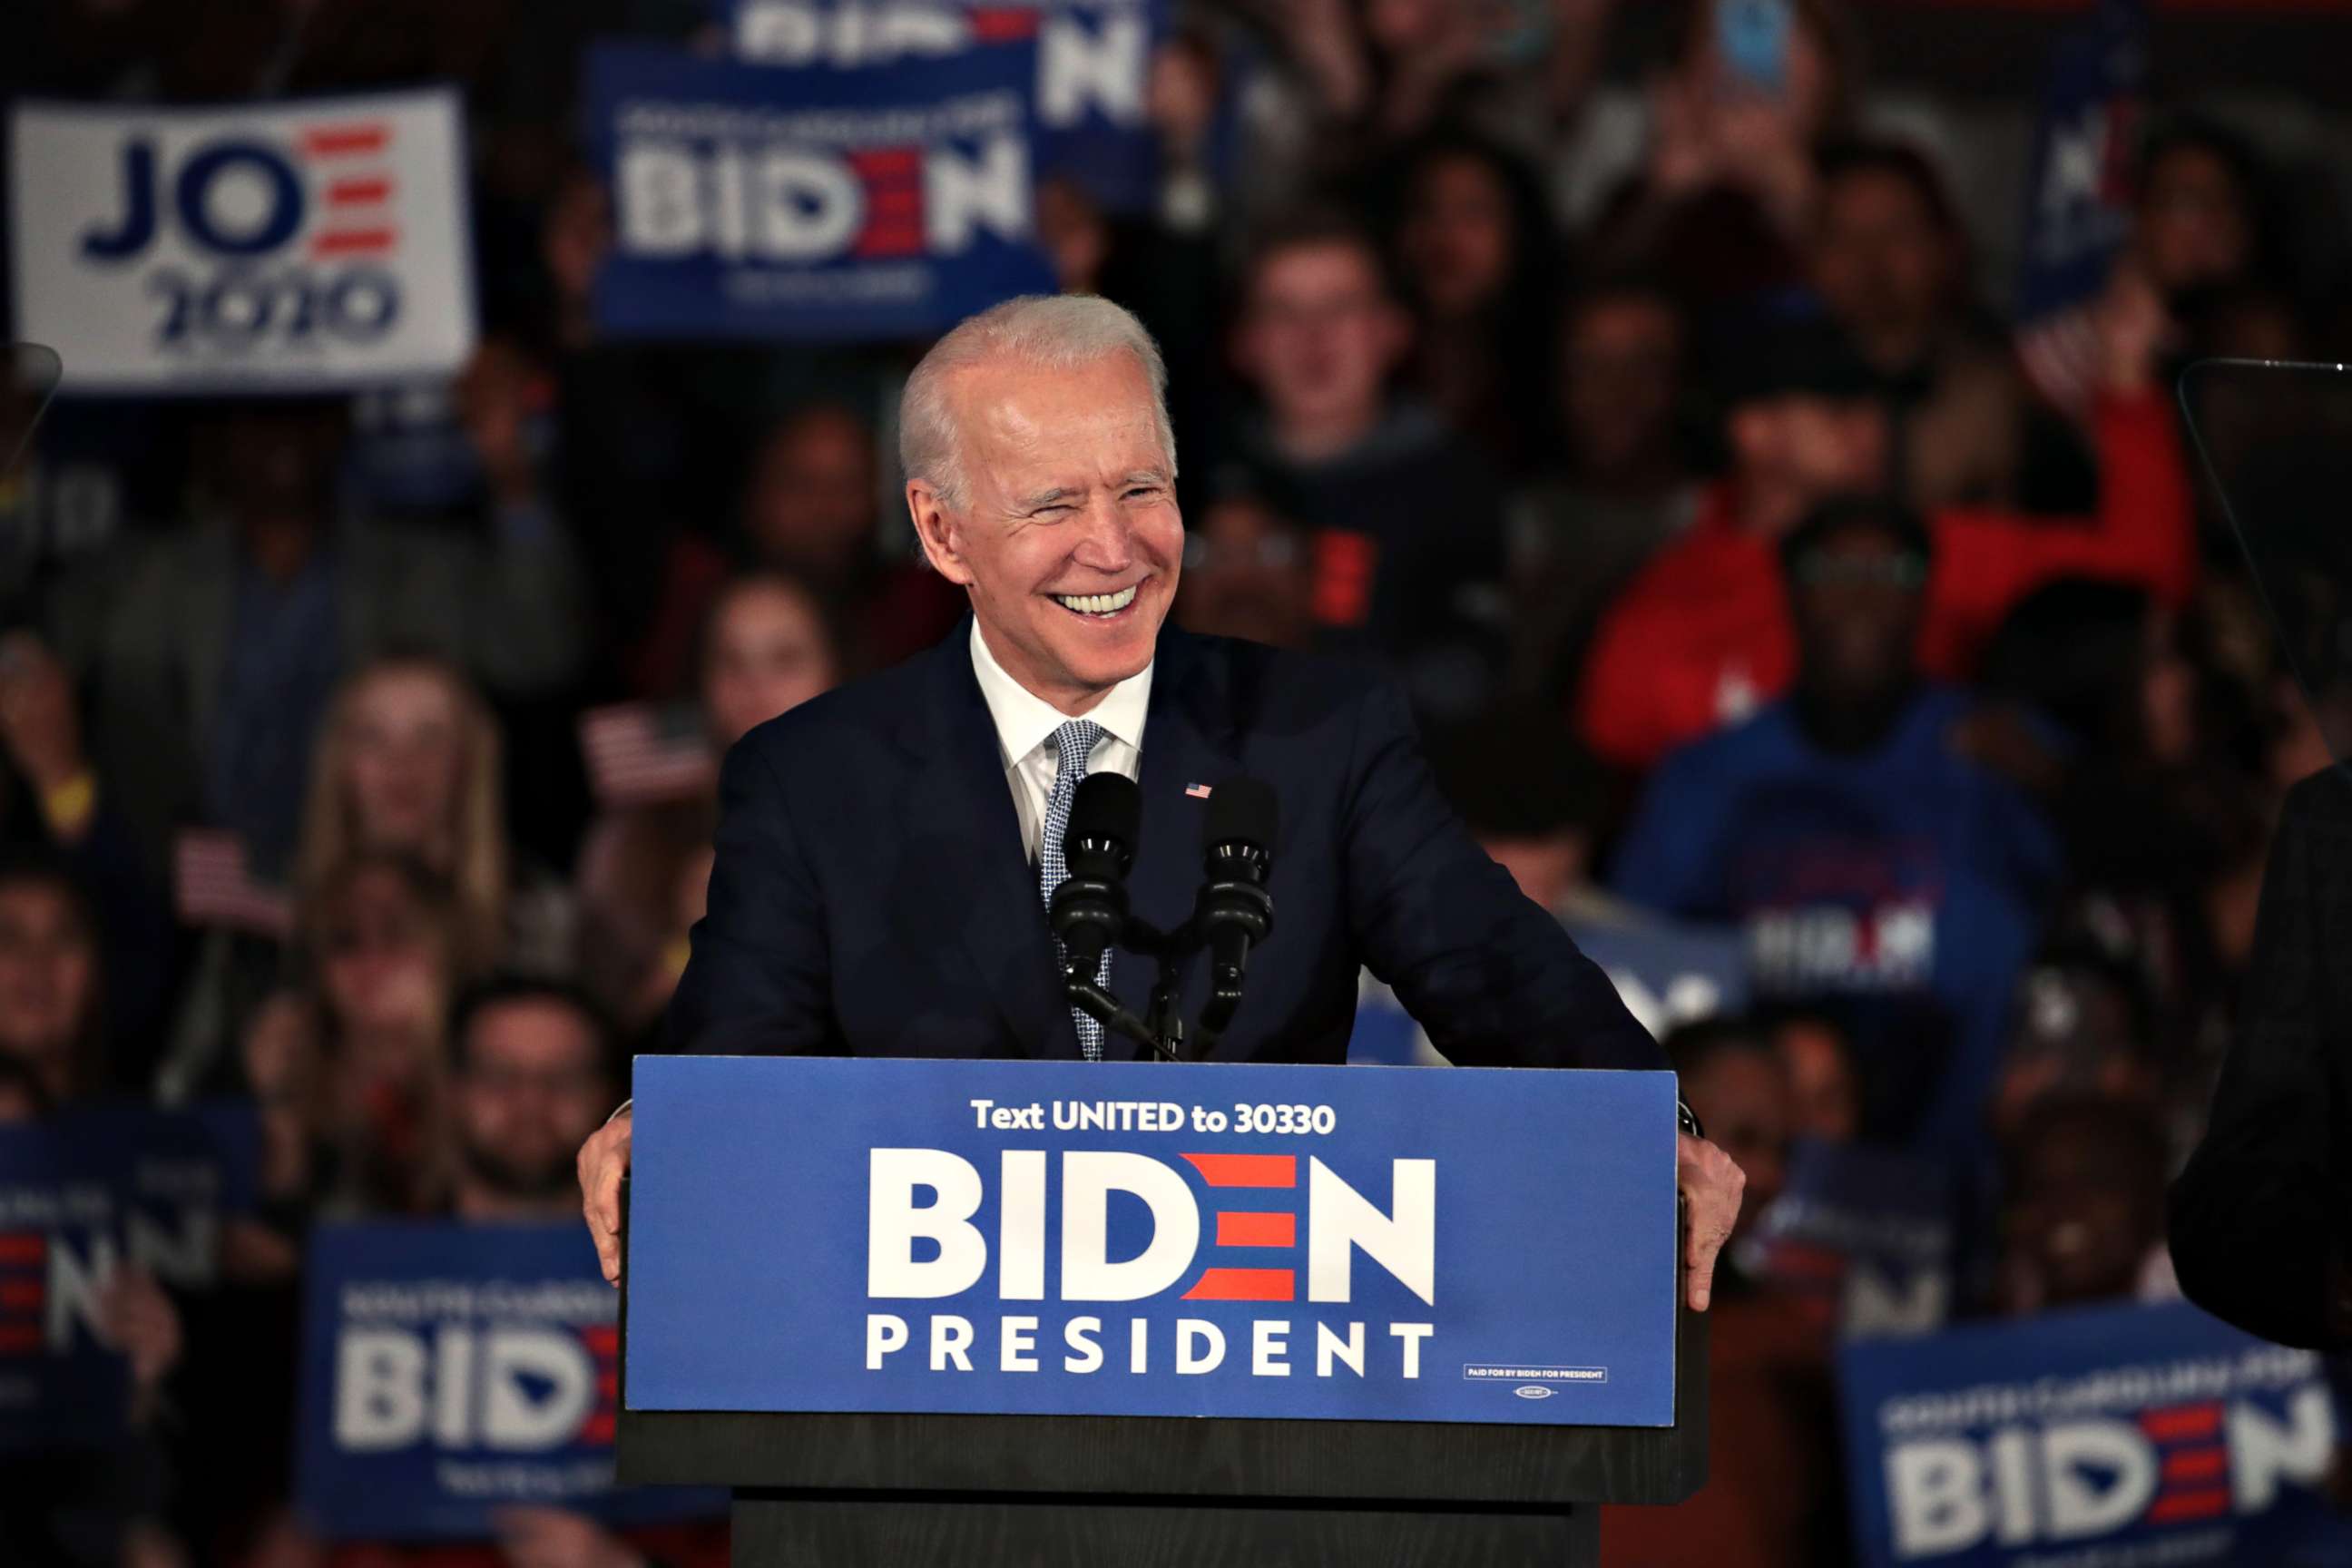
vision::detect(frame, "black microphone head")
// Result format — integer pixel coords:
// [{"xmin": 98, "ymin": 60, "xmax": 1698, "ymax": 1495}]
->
[
  {"xmin": 1203, "ymin": 775, "xmax": 1279, "ymax": 857},
  {"xmin": 1064, "ymin": 771, "xmax": 1141, "ymax": 880}
]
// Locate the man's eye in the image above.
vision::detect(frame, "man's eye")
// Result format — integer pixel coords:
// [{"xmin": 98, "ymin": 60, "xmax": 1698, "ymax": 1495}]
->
[{"xmin": 1124, "ymin": 486, "xmax": 1160, "ymax": 501}]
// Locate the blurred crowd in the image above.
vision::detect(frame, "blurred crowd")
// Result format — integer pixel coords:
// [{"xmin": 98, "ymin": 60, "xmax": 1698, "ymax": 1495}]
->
[{"xmin": 2, "ymin": 0, "xmax": 2350, "ymax": 1563}]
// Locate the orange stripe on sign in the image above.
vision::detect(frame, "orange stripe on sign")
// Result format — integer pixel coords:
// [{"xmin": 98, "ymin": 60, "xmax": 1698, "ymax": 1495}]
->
[
  {"xmin": 596, "ymin": 1368, "xmax": 619, "ymax": 1401},
  {"xmin": 2140, "ymin": 1404, "xmax": 2222, "ymax": 1442},
  {"xmin": 1183, "ymin": 1268, "xmax": 1294, "ymax": 1301},
  {"xmin": 580, "ymin": 1325, "xmax": 620, "ymax": 1357},
  {"xmin": 1216, "ymin": 1211, "xmax": 1295, "ymax": 1248},
  {"xmin": 0, "ymin": 1236, "xmax": 41, "ymax": 1265},
  {"xmin": 0, "ymin": 1280, "xmax": 40, "ymax": 1309},
  {"xmin": 0, "ymin": 1324, "xmax": 40, "ymax": 1353},
  {"xmin": 302, "ymin": 124, "xmax": 388, "ymax": 157},
  {"xmin": 1181, "ymin": 1153, "xmax": 1295, "ymax": 1188},
  {"xmin": 311, "ymin": 228, "xmax": 395, "ymax": 258},
  {"xmin": 327, "ymin": 177, "xmax": 391, "ymax": 205},
  {"xmin": 578, "ymin": 1410, "xmax": 616, "ymax": 1446},
  {"xmin": 848, "ymin": 148, "xmax": 920, "ymax": 178},
  {"xmin": 2161, "ymin": 1449, "xmax": 2229, "ymax": 1484},
  {"xmin": 2145, "ymin": 1489, "xmax": 2230, "ymax": 1524}
]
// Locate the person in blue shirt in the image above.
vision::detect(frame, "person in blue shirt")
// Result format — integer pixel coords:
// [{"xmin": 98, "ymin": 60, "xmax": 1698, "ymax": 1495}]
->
[{"xmin": 1612, "ymin": 495, "xmax": 2062, "ymax": 1155}]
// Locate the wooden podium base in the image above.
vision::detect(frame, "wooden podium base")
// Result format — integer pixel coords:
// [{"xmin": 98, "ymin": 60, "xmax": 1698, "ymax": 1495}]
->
[{"xmin": 732, "ymin": 1491, "xmax": 1601, "ymax": 1567}]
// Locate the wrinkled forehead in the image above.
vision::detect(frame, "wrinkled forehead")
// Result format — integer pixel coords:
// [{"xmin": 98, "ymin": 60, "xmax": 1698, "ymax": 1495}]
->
[{"xmin": 949, "ymin": 356, "xmax": 1168, "ymax": 485}]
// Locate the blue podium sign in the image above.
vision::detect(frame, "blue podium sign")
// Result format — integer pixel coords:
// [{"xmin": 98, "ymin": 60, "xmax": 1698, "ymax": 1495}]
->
[{"xmin": 625, "ymin": 1057, "xmax": 1678, "ymax": 1426}]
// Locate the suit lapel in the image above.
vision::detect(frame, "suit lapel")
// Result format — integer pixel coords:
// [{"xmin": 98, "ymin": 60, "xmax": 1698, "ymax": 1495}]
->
[
  {"xmin": 1112, "ymin": 629, "xmax": 1240, "ymax": 1056},
  {"xmin": 906, "ymin": 622, "xmax": 1078, "ymax": 1058}
]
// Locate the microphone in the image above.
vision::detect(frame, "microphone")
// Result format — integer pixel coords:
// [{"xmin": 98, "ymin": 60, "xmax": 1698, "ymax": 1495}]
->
[
  {"xmin": 1196, "ymin": 777, "xmax": 1277, "ymax": 1048},
  {"xmin": 1050, "ymin": 772, "xmax": 1141, "ymax": 975}
]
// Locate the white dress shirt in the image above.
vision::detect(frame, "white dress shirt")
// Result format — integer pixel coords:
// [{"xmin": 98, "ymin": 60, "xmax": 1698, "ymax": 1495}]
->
[{"xmin": 968, "ymin": 620, "xmax": 1152, "ymax": 864}]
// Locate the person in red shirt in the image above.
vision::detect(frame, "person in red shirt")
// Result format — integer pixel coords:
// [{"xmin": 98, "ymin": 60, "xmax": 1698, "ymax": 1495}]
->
[{"xmin": 1576, "ymin": 283, "xmax": 2191, "ymax": 772}]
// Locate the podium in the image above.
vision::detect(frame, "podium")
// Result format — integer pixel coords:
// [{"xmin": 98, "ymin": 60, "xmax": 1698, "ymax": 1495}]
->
[{"xmin": 616, "ymin": 1056, "xmax": 1708, "ymax": 1566}]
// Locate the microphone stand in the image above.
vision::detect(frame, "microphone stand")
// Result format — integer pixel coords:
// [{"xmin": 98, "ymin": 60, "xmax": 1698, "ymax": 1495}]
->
[{"xmin": 1062, "ymin": 916, "xmax": 1195, "ymax": 1063}]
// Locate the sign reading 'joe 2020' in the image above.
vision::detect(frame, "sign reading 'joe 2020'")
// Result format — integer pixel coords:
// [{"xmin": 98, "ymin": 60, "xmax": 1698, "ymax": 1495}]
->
[{"xmin": 624, "ymin": 1057, "xmax": 1679, "ymax": 1426}]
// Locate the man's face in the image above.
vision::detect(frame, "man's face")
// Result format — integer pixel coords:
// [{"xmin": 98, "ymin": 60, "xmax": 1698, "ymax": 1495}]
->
[
  {"xmin": 909, "ymin": 353, "xmax": 1182, "ymax": 708},
  {"xmin": 0, "ymin": 884, "xmax": 93, "ymax": 1070},
  {"xmin": 454, "ymin": 999, "xmax": 608, "ymax": 1206},
  {"xmin": 1813, "ymin": 171, "xmax": 1953, "ymax": 363},
  {"xmin": 1728, "ymin": 394, "xmax": 1888, "ymax": 536},
  {"xmin": 1790, "ymin": 528, "xmax": 1925, "ymax": 703},
  {"xmin": 744, "ymin": 408, "xmax": 878, "ymax": 576},
  {"xmin": 1563, "ymin": 295, "xmax": 1682, "ymax": 480},
  {"xmin": 2005, "ymin": 1122, "xmax": 2160, "ymax": 1308},
  {"xmin": 1235, "ymin": 244, "xmax": 1408, "ymax": 436}
]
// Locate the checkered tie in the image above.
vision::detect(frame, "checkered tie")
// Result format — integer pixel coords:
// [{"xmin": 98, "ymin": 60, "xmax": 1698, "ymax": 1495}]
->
[{"xmin": 1039, "ymin": 720, "xmax": 1111, "ymax": 1060}]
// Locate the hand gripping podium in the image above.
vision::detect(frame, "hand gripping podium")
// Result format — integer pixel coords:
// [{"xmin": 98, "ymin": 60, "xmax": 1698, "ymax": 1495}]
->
[{"xmin": 616, "ymin": 1056, "xmax": 1707, "ymax": 1566}]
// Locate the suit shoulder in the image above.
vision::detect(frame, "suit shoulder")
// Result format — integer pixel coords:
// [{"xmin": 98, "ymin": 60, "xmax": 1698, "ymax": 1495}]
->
[
  {"xmin": 732, "ymin": 652, "xmax": 934, "ymax": 765},
  {"xmin": 2281, "ymin": 764, "xmax": 2352, "ymax": 830}
]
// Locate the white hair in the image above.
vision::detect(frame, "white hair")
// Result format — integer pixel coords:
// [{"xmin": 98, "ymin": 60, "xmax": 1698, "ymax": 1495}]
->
[{"xmin": 899, "ymin": 294, "xmax": 1176, "ymax": 513}]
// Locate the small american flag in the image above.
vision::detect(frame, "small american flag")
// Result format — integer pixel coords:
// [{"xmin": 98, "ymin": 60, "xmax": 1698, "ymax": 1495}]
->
[
  {"xmin": 173, "ymin": 831, "xmax": 293, "ymax": 938},
  {"xmin": 579, "ymin": 701, "xmax": 718, "ymax": 807},
  {"xmin": 1185, "ymin": 783, "xmax": 1213, "ymax": 799}
]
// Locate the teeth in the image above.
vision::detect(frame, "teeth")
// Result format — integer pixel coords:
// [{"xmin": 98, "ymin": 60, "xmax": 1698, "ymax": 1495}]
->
[{"xmin": 1054, "ymin": 584, "xmax": 1138, "ymax": 615}]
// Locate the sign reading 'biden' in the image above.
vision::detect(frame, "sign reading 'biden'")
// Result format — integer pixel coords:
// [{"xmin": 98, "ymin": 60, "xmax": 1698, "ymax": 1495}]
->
[
  {"xmin": 718, "ymin": 0, "xmax": 1166, "ymax": 210},
  {"xmin": 1841, "ymin": 1299, "xmax": 2350, "ymax": 1567},
  {"xmin": 297, "ymin": 1223, "xmax": 722, "ymax": 1540},
  {"xmin": 584, "ymin": 41, "xmax": 1056, "ymax": 342},
  {"xmin": 7, "ymin": 91, "xmax": 476, "ymax": 393},
  {"xmin": 624, "ymin": 1057, "xmax": 1679, "ymax": 1426}
]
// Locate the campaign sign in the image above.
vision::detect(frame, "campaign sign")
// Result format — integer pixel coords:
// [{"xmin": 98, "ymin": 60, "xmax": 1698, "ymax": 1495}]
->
[
  {"xmin": 0, "ymin": 1100, "xmax": 258, "ymax": 1449},
  {"xmin": 1566, "ymin": 916, "xmax": 1749, "ymax": 1040},
  {"xmin": 296, "ymin": 1221, "xmax": 725, "ymax": 1540},
  {"xmin": 7, "ymin": 90, "xmax": 476, "ymax": 394},
  {"xmin": 586, "ymin": 42, "xmax": 1057, "ymax": 343},
  {"xmin": 721, "ymin": 0, "xmax": 1165, "ymax": 210},
  {"xmin": 1841, "ymin": 1299, "xmax": 2352, "ymax": 1568},
  {"xmin": 1739, "ymin": 1139, "xmax": 1952, "ymax": 1338},
  {"xmin": 626, "ymin": 1056, "xmax": 1679, "ymax": 1426}
]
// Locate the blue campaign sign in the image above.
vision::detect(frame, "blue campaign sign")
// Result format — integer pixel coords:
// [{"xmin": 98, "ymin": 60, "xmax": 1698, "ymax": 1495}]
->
[
  {"xmin": 1565, "ymin": 915, "xmax": 1749, "ymax": 1040},
  {"xmin": 585, "ymin": 41, "xmax": 1058, "ymax": 343},
  {"xmin": 1840, "ymin": 1298, "xmax": 2352, "ymax": 1568},
  {"xmin": 1741, "ymin": 1139, "xmax": 1953, "ymax": 1339},
  {"xmin": 296, "ymin": 1221, "xmax": 725, "ymax": 1540},
  {"xmin": 0, "ymin": 1100, "xmax": 259, "ymax": 1449},
  {"xmin": 2014, "ymin": 0, "xmax": 2145, "ymax": 327},
  {"xmin": 717, "ymin": 0, "xmax": 1166, "ymax": 211},
  {"xmin": 626, "ymin": 1057, "xmax": 1679, "ymax": 1426}
]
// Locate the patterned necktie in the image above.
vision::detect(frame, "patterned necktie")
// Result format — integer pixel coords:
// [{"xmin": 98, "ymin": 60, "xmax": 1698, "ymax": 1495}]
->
[{"xmin": 1039, "ymin": 720, "xmax": 1111, "ymax": 1060}]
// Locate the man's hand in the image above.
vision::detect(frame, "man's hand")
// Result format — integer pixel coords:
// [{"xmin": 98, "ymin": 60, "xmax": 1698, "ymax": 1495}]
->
[
  {"xmin": 577, "ymin": 1109, "xmax": 632, "ymax": 1286},
  {"xmin": 1678, "ymin": 1132, "xmax": 1745, "ymax": 1312}
]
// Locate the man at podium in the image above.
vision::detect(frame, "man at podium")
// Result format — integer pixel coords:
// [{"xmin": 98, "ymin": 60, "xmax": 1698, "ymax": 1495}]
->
[{"xmin": 579, "ymin": 294, "xmax": 1742, "ymax": 1308}]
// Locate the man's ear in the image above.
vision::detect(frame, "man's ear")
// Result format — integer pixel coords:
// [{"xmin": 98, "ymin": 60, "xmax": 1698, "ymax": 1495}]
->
[{"xmin": 906, "ymin": 480, "xmax": 976, "ymax": 587}]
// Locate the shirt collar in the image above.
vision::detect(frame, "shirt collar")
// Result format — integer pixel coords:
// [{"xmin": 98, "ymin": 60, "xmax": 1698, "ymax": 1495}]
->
[{"xmin": 968, "ymin": 619, "xmax": 1153, "ymax": 769}]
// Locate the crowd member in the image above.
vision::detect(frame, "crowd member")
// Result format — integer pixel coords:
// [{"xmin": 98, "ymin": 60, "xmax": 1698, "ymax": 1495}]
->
[
  {"xmin": 1386, "ymin": 131, "xmax": 1563, "ymax": 475},
  {"xmin": 2134, "ymin": 116, "xmax": 2279, "ymax": 311},
  {"xmin": 1225, "ymin": 212, "xmax": 1510, "ymax": 718},
  {"xmin": 1586, "ymin": 0, "xmax": 1859, "ymax": 308},
  {"xmin": 1764, "ymin": 1005, "xmax": 1862, "ymax": 1146},
  {"xmin": 46, "ymin": 394, "xmax": 590, "ymax": 877},
  {"xmin": 1171, "ymin": 476, "xmax": 1318, "ymax": 650},
  {"xmin": 1995, "ymin": 1094, "xmax": 2173, "ymax": 1316},
  {"xmin": 1808, "ymin": 140, "xmax": 2092, "ymax": 514},
  {"xmin": 575, "ymin": 573, "xmax": 840, "ymax": 1035},
  {"xmin": 297, "ymin": 657, "xmax": 571, "ymax": 983},
  {"xmin": 1605, "ymin": 1017, "xmax": 1839, "ymax": 1568},
  {"xmin": 1577, "ymin": 290, "xmax": 2192, "ymax": 771},
  {"xmin": 261, "ymin": 852, "xmax": 477, "ymax": 1221},
  {"xmin": 1506, "ymin": 278, "xmax": 1699, "ymax": 701},
  {"xmin": 0, "ymin": 862, "xmax": 188, "ymax": 1568},
  {"xmin": 625, "ymin": 403, "xmax": 962, "ymax": 698},
  {"xmin": 1612, "ymin": 498, "xmax": 2062, "ymax": 1155},
  {"xmin": 253, "ymin": 981, "xmax": 726, "ymax": 1568}
]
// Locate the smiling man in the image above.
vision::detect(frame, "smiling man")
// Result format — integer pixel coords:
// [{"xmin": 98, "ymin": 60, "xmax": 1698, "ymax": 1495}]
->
[{"xmin": 578, "ymin": 295, "xmax": 1742, "ymax": 1307}]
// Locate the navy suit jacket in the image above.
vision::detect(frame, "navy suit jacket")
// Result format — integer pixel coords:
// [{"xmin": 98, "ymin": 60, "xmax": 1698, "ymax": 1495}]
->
[{"xmin": 667, "ymin": 621, "xmax": 1662, "ymax": 1071}]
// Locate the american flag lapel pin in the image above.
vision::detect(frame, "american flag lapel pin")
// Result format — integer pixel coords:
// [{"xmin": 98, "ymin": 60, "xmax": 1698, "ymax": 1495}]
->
[{"xmin": 1185, "ymin": 783, "xmax": 1213, "ymax": 799}]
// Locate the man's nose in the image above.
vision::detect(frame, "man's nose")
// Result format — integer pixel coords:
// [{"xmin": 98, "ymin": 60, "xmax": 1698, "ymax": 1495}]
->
[{"xmin": 1071, "ymin": 499, "xmax": 1137, "ymax": 573}]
